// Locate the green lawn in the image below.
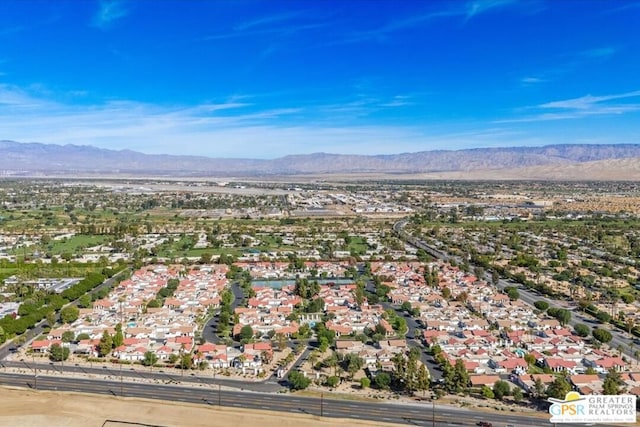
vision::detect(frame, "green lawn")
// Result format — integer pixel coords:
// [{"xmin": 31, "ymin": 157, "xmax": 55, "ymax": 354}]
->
[
  {"xmin": 46, "ymin": 235, "xmax": 110, "ymax": 255},
  {"xmin": 346, "ymin": 236, "xmax": 368, "ymax": 255}
]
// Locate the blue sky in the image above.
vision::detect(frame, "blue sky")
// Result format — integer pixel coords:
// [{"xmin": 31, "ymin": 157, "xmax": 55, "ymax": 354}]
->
[{"xmin": 0, "ymin": 0, "xmax": 639, "ymax": 158}]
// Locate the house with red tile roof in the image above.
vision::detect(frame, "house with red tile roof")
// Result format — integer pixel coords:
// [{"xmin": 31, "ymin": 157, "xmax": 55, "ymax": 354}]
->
[
  {"xmin": 490, "ymin": 357, "xmax": 527, "ymax": 373},
  {"xmin": 586, "ymin": 356, "xmax": 626, "ymax": 372},
  {"xmin": 570, "ymin": 374, "xmax": 603, "ymax": 394},
  {"xmin": 378, "ymin": 318, "xmax": 394, "ymax": 337},
  {"xmin": 469, "ymin": 374, "xmax": 501, "ymax": 387},
  {"xmin": 31, "ymin": 339, "xmax": 60, "ymax": 353},
  {"xmin": 544, "ymin": 357, "xmax": 577, "ymax": 372}
]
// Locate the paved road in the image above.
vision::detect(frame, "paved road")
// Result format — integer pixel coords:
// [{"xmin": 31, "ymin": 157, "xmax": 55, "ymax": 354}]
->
[
  {"xmin": 3, "ymin": 359, "xmax": 282, "ymax": 393},
  {"xmin": 394, "ymin": 220, "xmax": 637, "ymax": 359},
  {"xmin": 202, "ymin": 282, "xmax": 244, "ymax": 344},
  {"xmin": 0, "ymin": 372, "xmax": 611, "ymax": 427},
  {"xmin": 495, "ymin": 280, "xmax": 635, "ymax": 358},
  {"xmin": 380, "ymin": 300, "xmax": 443, "ymax": 383},
  {"xmin": 0, "ymin": 269, "xmax": 129, "ymax": 361}
]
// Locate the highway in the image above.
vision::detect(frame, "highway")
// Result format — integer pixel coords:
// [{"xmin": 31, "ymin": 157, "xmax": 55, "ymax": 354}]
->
[
  {"xmin": 2, "ymin": 359, "xmax": 282, "ymax": 393},
  {"xmin": 0, "ymin": 371, "xmax": 607, "ymax": 426}
]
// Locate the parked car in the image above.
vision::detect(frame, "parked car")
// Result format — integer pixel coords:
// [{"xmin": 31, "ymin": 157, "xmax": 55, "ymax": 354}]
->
[{"xmin": 476, "ymin": 422, "xmax": 492, "ymax": 427}]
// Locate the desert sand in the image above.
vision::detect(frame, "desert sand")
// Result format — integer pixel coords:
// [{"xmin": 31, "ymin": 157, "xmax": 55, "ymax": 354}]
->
[{"xmin": 0, "ymin": 387, "xmax": 396, "ymax": 427}]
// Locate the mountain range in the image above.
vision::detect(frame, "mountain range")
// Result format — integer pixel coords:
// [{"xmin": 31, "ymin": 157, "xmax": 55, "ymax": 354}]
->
[{"xmin": 1, "ymin": 140, "xmax": 639, "ymax": 180}]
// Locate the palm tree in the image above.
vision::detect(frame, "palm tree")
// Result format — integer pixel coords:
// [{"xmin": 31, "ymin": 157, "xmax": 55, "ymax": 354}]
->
[
  {"xmin": 260, "ymin": 350, "xmax": 272, "ymax": 365},
  {"xmin": 274, "ymin": 333, "xmax": 286, "ymax": 352},
  {"xmin": 309, "ymin": 350, "xmax": 320, "ymax": 370},
  {"xmin": 626, "ymin": 318, "xmax": 636, "ymax": 335}
]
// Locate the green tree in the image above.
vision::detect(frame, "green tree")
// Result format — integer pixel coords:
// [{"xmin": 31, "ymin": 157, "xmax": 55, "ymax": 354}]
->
[
  {"xmin": 574, "ymin": 323, "xmax": 590, "ymax": 337},
  {"xmin": 512, "ymin": 387, "xmax": 523, "ymax": 403},
  {"xmin": 603, "ymin": 368, "xmax": 624, "ymax": 395},
  {"xmin": 481, "ymin": 385, "xmax": 495, "ymax": 399},
  {"xmin": 596, "ymin": 310, "xmax": 612, "ymax": 323},
  {"xmin": 274, "ymin": 332, "xmax": 287, "ymax": 351},
  {"xmin": 296, "ymin": 323, "xmax": 312, "ymax": 339},
  {"xmin": 315, "ymin": 323, "xmax": 336, "ymax": 346},
  {"xmin": 46, "ymin": 311, "xmax": 56, "ymax": 327},
  {"xmin": 78, "ymin": 294, "xmax": 92, "ymax": 309},
  {"xmin": 452, "ymin": 359, "xmax": 470, "ymax": 393},
  {"xmin": 621, "ymin": 293, "xmax": 635, "ymax": 304},
  {"xmin": 142, "ymin": 351, "xmax": 158, "ymax": 367},
  {"xmin": 354, "ymin": 282, "xmax": 365, "ymax": 307},
  {"xmin": 546, "ymin": 376, "xmax": 571, "ymax": 399},
  {"xmin": 288, "ymin": 370, "xmax": 311, "ymax": 390},
  {"xmin": 60, "ymin": 305, "xmax": 80, "ymax": 324},
  {"xmin": 404, "ymin": 355, "xmax": 419, "ymax": 394},
  {"xmin": 400, "ymin": 301, "xmax": 412, "ymax": 313},
  {"xmin": 180, "ymin": 352, "xmax": 193, "ymax": 370},
  {"xmin": 113, "ymin": 323, "xmax": 124, "ymax": 348},
  {"xmin": 593, "ymin": 328, "xmax": 613, "ymax": 344},
  {"xmin": 322, "ymin": 353, "xmax": 338, "ymax": 375},
  {"xmin": 49, "ymin": 343, "xmax": 70, "ymax": 361},
  {"xmin": 493, "ymin": 380, "xmax": 511, "ymax": 400},
  {"xmin": 360, "ymin": 376, "xmax": 371, "ymax": 389},
  {"xmin": 416, "ymin": 364, "xmax": 430, "ymax": 396},
  {"xmin": 534, "ymin": 300, "xmax": 549, "ymax": 311},
  {"xmin": 506, "ymin": 287, "xmax": 519, "ymax": 301},
  {"xmin": 61, "ymin": 331, "xmax": 75, "ymax": 343},
  {"xmin": 524, "ymin": 353, "xmax": 536, "ymax": 366},
  {"xmin": 373, "ymin": 372, "xmax": 391, "ymax": 389},
  {"xmin": 239, "ymin": 325, "xmax": 254, "ymax": 340},
  {"xmin": 491, "ymin": 270, "xmax": 499, "ymax": 286},
  {"xmin": 76, "ymin": 333, "xmax": 90, "ymax": 341},
  {"xmin": 533, "ymin": 377, "xmax": 545, "ymax": 398},
  {"xmin": 326, "ymin": 376, "xmax": 340, "ymax": 388},
  {"xmin": 98, "ymin": 331, "xmax": 112, "ymax": 357},
  {"xmin": 548, "ymin": 307, "xmax": 572, "ymax": 326},
  {"xmin": 344, "ymin": 354, "xmax": 364, "ymax": 380}
]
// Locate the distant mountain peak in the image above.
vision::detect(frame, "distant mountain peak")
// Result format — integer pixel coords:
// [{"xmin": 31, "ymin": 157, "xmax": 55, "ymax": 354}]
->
[{"xmin": 1, "ymin": 140, "xmax": 639, "ymax": 179}]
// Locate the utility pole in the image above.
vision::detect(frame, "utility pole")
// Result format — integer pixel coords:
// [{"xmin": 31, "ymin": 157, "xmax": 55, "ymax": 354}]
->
[
  {"xmin": 218, "ymin": 383, "xmax": 221, "ymax": 406},
  {"xmin": 432, "ymin": 399, "xmax": 435, "ymax": 427},
  {"xmin": 320, "ymin": 393, "xmax": 324, "ymax": 417},
  {"xmin": 120, "ymin": 363, "xmax": 123, "ymax": 396},
  {"xmin": 32, "ymin": 354, "xmax": 37, "ymax": 390}
]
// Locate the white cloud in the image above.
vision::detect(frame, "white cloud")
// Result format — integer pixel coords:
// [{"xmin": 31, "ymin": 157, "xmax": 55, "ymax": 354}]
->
[
  {"xmin": 234, "ymin": 11, "xmax": 302, "ymax": 32},
  {"xmin": 497, "ymin": 90, "xmax": 640, "ymax": 123},
  {"xmin": 521, "ymin": 76, "xmax": 545, "ymax": 85},
  {"xmin": 465, "ymin": 0, "xmax": 516, "ymax": 21},
  {"xmin": 4, "ymin": 83, "xmax": 636, "ymax": 159},
  {"xmin": 322, "ymin": 0, "xmax": 522, "ymax": 47},
  {"xmin": 92, "ymin": 0, "xmax": 129, "ymax": 29},
  {"xmin": 540, "ymin": 90, "xmax": 640, "ymax": 110},
  {"xmin": 0, "ymin": 84, "xmax": 531, "ymax": 158}
]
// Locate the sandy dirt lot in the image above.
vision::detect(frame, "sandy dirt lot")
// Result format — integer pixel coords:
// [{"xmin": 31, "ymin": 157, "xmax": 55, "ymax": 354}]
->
[{"xmin": 0, "ymin": 387, "xmax": 396, "ymax": 427}]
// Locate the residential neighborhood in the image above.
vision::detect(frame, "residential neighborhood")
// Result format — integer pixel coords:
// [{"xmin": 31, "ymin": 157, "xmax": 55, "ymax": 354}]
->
[{"xmin": 1, "ymin": 179, "xmax": 639, "ymax": 426}]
